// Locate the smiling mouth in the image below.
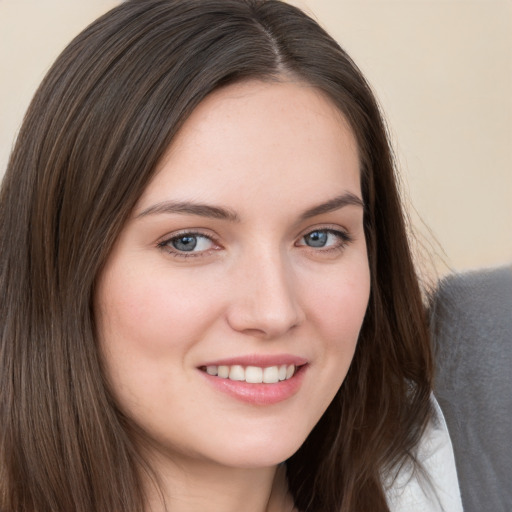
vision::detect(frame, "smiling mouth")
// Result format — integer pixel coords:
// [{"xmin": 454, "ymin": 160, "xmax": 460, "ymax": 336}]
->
[{"xmin": 200, "ymin": 364, "xmax": 300, "ymax": 384}]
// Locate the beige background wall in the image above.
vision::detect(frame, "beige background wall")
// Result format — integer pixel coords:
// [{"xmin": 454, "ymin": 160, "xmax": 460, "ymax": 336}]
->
[{"xmin": 1, "ymin": 0, "xmax": 511, "ymax": 277}]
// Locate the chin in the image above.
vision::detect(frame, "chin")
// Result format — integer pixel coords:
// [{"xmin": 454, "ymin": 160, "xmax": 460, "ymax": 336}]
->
[{"xmin": 200, "ymin": 425, "xmax": 311, "ymax": 469}]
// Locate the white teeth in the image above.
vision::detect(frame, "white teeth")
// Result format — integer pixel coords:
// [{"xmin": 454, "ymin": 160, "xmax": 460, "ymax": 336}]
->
[
  {"xmin": 245, "ymin": 366, "xmax": 263, "ymax": 383},
  {"xmin": 262, "ymin": 366, "xmax": 279, "ymax": 383},
  {"xmin": 204, "ymin": 364, "xmax": 297, "ymax": 383},
  {"xmin": 228, "ymin": 365, "xmax": 245, "ymax": 381},
  {"xmin": 218, "ymin": 365, "xmax": 229, "ymax": 378}
]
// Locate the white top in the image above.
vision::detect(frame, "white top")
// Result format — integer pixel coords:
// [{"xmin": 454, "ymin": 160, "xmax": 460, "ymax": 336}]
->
[{"xmin": 385, "ymin": 397, "xmax": 464, "ymax": 512}]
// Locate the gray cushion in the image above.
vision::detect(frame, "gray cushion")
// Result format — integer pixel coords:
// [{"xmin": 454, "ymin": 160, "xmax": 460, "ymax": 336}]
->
[{"xmin": 431, "ymin": 266, "xmax": 512, "ymax": 512}]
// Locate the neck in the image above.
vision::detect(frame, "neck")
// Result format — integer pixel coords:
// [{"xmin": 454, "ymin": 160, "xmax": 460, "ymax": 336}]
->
[{"xmin": 144, "ymin": 454, "xmax": 295, "ymax": 512}]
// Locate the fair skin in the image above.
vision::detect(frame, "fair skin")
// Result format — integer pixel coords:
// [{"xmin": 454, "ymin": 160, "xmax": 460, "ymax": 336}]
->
[{"xmin": 95, "ymin": 79, "xmax": 370, "ymax": 512}]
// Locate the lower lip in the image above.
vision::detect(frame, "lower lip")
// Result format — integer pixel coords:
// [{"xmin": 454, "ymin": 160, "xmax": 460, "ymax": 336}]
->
[{"xmin": 200, "ymin": 365, "xmax": 307, "ymax": 405}]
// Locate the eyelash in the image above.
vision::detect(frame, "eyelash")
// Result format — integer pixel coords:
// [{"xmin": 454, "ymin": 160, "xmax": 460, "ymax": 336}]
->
[
  {"xmin": 296, "ymin": 228, "xmax": 353, "ymax": 254},
  {"xmin": 157, "ymin": 230, "xmax": 220, "ymax": 259},
  {"xmin": 157, "ymin": 227, "xmax": 353, "ymax": 259}
]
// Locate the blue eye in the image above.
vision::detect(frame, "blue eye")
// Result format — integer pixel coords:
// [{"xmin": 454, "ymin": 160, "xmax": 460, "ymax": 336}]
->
[
  {"xmin": 303, "ymin": 230, "xmax": 329, "ymax": 247},
  {"xmin": 160, "ymin": 232, "xmax": 216, "ymax": 255},
  {"xmin": 172, "ymin": 235, "xmax": 198, "ymax": 252},
  {"xmin": 298, "ymin": 229, "xmax": 351, "ymax": 250}
]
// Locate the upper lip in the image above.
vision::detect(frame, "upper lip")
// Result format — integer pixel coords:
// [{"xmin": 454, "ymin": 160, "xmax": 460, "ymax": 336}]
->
[{"xmin": 199, "ymin": 354, "xmax": 308, "ymax": 368}]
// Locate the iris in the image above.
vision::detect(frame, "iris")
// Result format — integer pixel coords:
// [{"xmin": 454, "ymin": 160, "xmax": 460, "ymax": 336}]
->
[
  {"xmin": 172, "ymin": 235, "xmax": 198, "ymax": 251},
  {"xmin": 304, "ymin": 230, "xmax": 328, "ymax": 247}
]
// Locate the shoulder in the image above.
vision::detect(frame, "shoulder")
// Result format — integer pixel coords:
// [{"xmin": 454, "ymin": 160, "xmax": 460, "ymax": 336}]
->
[
  {"xmin": 431, "ymin": 265, "xmax": 512, "ymax": 401},
  {"xmin": 432, "ymin": 265, "xmax": 512, "ymax": 335},
  {"xmin": 431, "ymin": 266, "xmax": 512, "ymax": 512},
  {"xmin": 431, "ymin": 265, "xmax": 512, "ymax": 404},
  {"xmin": 385, "ymin": 397, "xmax": 463, "ymax": 512}
]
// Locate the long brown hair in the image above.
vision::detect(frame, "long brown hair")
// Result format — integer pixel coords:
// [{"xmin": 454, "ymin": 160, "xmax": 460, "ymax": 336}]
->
[{"xmin": 0, "ymin": 1, "xmax": 433, "ymax": 510}]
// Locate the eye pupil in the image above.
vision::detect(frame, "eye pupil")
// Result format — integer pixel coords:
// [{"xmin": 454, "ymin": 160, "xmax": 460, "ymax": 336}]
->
[
  {"xmin": 305, "ymin": 230, "xmax": 327, "ymax": 247},
  {"xmin": 172, "ymin": 235, "xmax": 197, "ymax": 252}
]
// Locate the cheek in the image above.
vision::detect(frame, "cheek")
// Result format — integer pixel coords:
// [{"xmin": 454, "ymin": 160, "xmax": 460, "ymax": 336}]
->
[
  {"xmin": 306, "ymin": 262, "xmax": 370, "ymax": 343},
  {"xmin": 301, "ymin": 259, "xmax": 370, "ymax": 397},
  {"xmin": 94, "ymin": 265, "xmax": 227, "ymax": 431},
  {"xmin": 95, "ymin": 263, "xmax": 225, "ymax": 363}
]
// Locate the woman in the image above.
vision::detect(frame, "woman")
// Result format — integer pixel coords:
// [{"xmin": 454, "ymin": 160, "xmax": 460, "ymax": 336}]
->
[{"xmin": 0, "ymin": 1, "xmax": 461, "ymax": 511}]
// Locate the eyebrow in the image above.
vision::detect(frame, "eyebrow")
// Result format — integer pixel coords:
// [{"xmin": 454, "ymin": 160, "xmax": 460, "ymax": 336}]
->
[
  {"xmin": 136, "ymin": 192, "xmax": 364, "ymax": 222},
  {"xmin": 136, "ymin": 201, "xmax": 240, "ymax": 222},
  {"xmin": 299, "ymin": 192, "xmax": 365, "ymax": 220}
]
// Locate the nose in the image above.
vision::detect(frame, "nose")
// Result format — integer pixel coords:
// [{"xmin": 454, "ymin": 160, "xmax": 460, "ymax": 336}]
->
[{"xmin": 225, "ymin": 250, "xmax": 305, "ymax": 339}]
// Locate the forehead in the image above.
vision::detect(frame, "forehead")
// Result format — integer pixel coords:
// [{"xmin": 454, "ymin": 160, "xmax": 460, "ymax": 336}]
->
[{"xmin": 136, "ymin": 79, "xmax": 361, "ymax": 215}]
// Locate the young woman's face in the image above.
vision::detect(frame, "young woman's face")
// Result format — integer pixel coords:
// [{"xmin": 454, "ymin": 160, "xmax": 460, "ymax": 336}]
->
[{"xmin": 95, "ymin": 80, "xmax": 370, "ymax": 469}]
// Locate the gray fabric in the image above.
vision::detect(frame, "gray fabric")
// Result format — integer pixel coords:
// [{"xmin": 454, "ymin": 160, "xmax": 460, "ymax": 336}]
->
[{"xmin": 431, "ymin": 266, "xmax": 512, "ymax": 512}]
